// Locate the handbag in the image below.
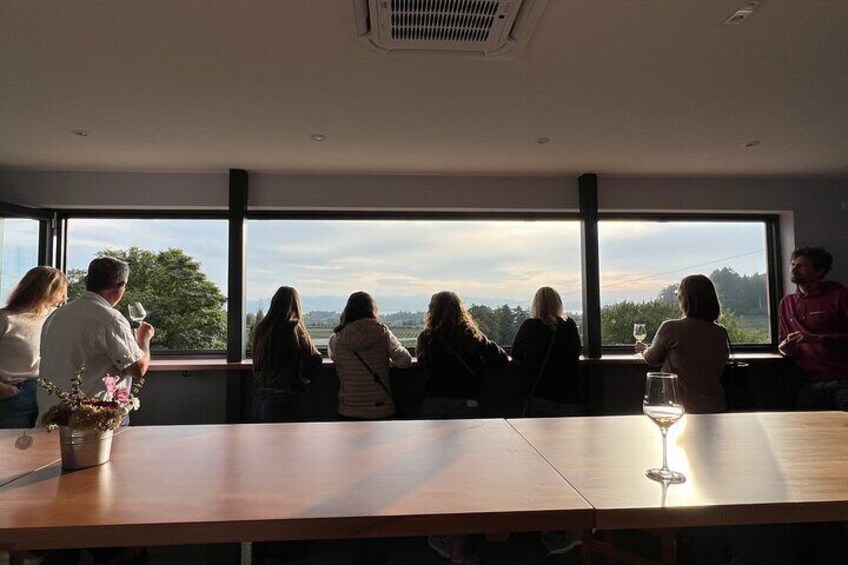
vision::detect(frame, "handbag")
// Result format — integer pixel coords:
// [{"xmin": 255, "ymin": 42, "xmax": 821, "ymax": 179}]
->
[
  {"xmin": 721, "ymin": 327, "xmax": 752, "ymax": 410},
  {"xmin": 521, "ymin": 325, "xmax": 558, "ymax": 417}
]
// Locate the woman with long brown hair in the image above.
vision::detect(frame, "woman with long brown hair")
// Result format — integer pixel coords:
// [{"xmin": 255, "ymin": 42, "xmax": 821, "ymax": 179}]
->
[
  {"xmin": 252, "ymin": 286, "xmax": 322, "ymax": 422},
  {"xmin": 416, "ymin": 290, "xmax": 508, "ymax": 419},
  {"xmin": 329, "ymin": 291, "xmax": 411, "ymax": 420},
  {"xmin": 0, "ymin": 266, "xmax": 68, "ymax": 428}
]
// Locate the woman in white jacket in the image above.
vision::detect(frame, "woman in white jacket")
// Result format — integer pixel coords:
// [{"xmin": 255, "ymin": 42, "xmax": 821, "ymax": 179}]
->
[{"xmin": 329, "ymin": 291, "xmax": 412, "ymax": 419}]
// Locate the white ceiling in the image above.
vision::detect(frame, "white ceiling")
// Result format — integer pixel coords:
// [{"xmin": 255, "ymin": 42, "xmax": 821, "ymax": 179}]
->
[{"xmin": 1, "ymin": 1, "xmax": 847, "ymax": 176}]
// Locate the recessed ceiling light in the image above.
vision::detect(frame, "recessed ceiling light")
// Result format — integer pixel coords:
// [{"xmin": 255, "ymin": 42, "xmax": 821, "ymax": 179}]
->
[
  {"xmin": 71, "ymin": 129, "xmax": 90, "ymax": 137},
  {"xmin": 723, "ymin": 1, "xmax": 761, "ymax": 25},
  {"xmin": 310, "ymin": 133, "xmax": 327, "ymax": 142},
  {"xmin": 536, "ymin": 137, "xmax": 550, "ymax": 145},
  {"xmin": 744, "ymin": 140, "xmax": 761, "ymax": 147}
]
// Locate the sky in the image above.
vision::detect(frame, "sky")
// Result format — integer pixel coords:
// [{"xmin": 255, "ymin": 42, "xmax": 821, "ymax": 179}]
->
[{"xmin": 28, "ymin": 217, "xmax": 770, "ymax": 315}]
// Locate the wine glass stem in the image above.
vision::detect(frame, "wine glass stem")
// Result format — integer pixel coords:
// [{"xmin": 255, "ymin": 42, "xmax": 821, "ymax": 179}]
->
[{"xmin": 660, "ymin": 428, "xmax": 669, "ymax": 471}]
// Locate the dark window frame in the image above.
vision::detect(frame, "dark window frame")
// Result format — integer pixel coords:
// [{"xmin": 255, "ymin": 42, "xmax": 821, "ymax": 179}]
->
[
  {"xmin": 49, "ymin": 207, "xmax": 782, "ymax": 359},
  {"xmin": 245, "ymin": 211, "xmax": 584, "ymax": 356},
  {"xmin": 58, "ymin": 210, "xmax": 230, "ymax": 357},
  {"xmin": 596, "ymin": 213, "xmax": 782, "ymax": 353}
]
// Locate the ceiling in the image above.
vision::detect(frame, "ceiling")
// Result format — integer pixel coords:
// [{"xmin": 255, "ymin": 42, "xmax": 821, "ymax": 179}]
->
[{"xmin": 1, "ymin": 1, "xmax": 847, "ymax": 176}]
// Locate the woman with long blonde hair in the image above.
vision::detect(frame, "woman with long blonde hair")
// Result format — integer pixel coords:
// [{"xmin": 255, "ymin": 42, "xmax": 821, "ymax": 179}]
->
[
  {"xmin": 0, "ymin": 266, "xmax": 68, "ymax": 428},
  {"xmin": 252, "ymin": 286, "xmax": 322, "ymax": 422},
  {"xmin": 512, "ymin": 286, "xmax": 583, "ymax": 418}
]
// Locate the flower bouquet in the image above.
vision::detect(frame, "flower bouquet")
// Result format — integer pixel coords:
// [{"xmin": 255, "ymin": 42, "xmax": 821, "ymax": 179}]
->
[{"xmin": 38, "ymin": 367, "xmax": 144, "ymax": 469}]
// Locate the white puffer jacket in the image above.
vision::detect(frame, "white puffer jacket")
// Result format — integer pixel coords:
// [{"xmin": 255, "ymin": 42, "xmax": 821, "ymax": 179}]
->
[{"xmin": 329, "ymin": 318, "xmax": 412, "ymax": 419}]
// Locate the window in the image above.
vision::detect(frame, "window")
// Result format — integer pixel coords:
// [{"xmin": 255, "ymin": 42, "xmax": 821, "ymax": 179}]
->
[
  {"xmin": 245, "ymin": 218, "xmax": 582, "ymax": 351},
  {"xmin": 0, "ymin": 217, "xmax": 40, "ymax": 305},
  {"xmin": 65, "ymin": 218, "xmax": 229, "ymax": 352},
  {"xmin": 598, "ymin": 219, "xmax": 772, "ymax": 346}
]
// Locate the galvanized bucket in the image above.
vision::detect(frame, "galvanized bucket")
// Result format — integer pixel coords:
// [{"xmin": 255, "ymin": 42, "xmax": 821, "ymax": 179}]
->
[{"xmin": 59, "ymin": 427, "xmax": 113, "ymax": 470}]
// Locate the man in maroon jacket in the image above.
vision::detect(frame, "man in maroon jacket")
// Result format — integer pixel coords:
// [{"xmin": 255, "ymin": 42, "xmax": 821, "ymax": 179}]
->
[{"xmin": 778, "ymin": 246, "xmax": 848, "ymax": 410}]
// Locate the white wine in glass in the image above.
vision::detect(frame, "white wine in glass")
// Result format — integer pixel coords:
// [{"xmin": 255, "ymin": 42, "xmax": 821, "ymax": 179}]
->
[
  {"xmin": 127, "ymin": 302, "xmax": 147, "ymax": 327},
  {"xmin": 633, "ymin": 323, "xmax": 647, "ymax": 343},
  {"xmin": 643, "ymin": 372, "xmax": 686, "ymax": 483},
  {"xmin": 633, "ymin": 323, "xmax": 647, "ymax": 356}
]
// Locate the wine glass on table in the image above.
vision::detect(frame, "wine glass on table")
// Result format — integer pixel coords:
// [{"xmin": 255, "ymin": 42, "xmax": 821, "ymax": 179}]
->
[
  {"xmin": 643, "ymin": 372, "xmax": 686, "ymax": 484},
  {"xmin": 127, "ymin": 302, "xmax": 147, "ymax": 328},
  {"xmin": 633, "ymin": 323, "xmax": 647, "ymax": 356}
]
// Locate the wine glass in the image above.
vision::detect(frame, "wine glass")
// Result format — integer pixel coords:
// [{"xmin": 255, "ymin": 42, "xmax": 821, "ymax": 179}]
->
[
  {"xmin": 633, "ymin": 323, "xmax": 647, "ymax": 355},
  {"xmin": 643, "ymin": 372, "xmax": 686, "ymax": 484},
  {"xmin": 127, "ymin": 302, "xmax": 147, "ymax": 327}
]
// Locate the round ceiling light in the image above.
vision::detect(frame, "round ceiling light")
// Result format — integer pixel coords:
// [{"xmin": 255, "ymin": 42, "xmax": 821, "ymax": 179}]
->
[{"xmin": 310, "ymin": 133, "xmax": 328, "ymax": 142}]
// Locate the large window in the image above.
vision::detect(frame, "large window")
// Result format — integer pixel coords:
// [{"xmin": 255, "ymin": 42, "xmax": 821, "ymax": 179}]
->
[
  {"xmin": 598, "ymin": 220, "xmax": 772, "ymax": 346},
  {"xmin": 246, "ymin": 218, "xmax": 582, "ymax": 351},
  {"xmin": 65, "ymin": 218, "xmax": 229, "ymax": 352},
  {"xmin": 0, "ymin": 217, "xmax": 40, "ymax": 305}
]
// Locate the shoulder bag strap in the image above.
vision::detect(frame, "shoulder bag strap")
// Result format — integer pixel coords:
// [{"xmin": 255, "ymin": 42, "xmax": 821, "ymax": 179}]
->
[
  {"xmin": 522, "ymin": 325, "xmax": 558, "ymax": 416},
  {"xmin": 353, "ymin": 350, "xmax": 394, "ymax": 400}
]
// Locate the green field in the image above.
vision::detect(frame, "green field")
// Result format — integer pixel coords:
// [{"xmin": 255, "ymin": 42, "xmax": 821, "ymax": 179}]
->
[{"xmin": 308, "ymin": 325, "xmax": 422, "ymax": 347}]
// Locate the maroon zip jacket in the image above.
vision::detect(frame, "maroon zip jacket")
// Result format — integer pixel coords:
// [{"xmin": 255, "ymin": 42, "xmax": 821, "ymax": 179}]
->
[{"xmin": 778, "ymin": 281, "xmax": 848, "ymax": 381}]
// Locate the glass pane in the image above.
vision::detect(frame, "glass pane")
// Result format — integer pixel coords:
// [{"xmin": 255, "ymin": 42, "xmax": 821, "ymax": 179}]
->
[
  {"xmin": 246, "ymin": 219, "xmax": 582, "ymax": 351},
  {"xmin": 66, "ymin": 219, "xmax": 229, "ymax": 352},
  {"xmin": 599, "ymin": 220, "xmax": 770, "ymax": 345},
  {"xmin": 0, "ymin": 218, "xmax": 40, "ymax": 305}
]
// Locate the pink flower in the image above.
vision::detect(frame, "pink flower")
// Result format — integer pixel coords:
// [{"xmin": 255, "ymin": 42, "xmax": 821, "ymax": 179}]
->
[
  {"xmin": 102, "ymin": 376, "xmax": 118, "ymax": 394},
  {"xmin": 114, "ymin": 387, "xmax": 130, "ymax": 404}
]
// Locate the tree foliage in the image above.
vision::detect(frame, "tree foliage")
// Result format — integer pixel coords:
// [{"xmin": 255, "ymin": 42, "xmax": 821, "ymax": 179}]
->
[
  {"xmin": 467, "ymin": 304, "xmax": 529, "ymax": 345},
  {"xmin": 601, "ymin": 299, "xmax": 681, "ymax": 345},
  {"xmin": 68, "ymin": 247, "xmax": 227, "ymax": 351}
]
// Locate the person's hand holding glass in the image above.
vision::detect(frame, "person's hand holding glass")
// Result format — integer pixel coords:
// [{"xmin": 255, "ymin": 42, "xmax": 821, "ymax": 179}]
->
[
  {"xmin": 633, "ymin": 323, "xmax": 648, "ymax": 356},
  {"xmin": 643, "ymin": 372, "xmax": 686, "ymax": 483}
]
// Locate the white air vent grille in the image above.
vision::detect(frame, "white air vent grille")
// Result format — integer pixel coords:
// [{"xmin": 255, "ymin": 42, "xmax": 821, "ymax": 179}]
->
[
  {"xmin": 390, "ymin": 1, "xmax": 501, "ymax": 43},
  {"xmin": 353, "ymin": 0, "xmax": 549, "ymax": 59}
]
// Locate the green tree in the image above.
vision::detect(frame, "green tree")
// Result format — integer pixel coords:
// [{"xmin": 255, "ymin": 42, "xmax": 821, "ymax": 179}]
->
[
  {"xmin": 68, "ymin": 247, "xmax": 227, "ymax": 351},
  {"xmin": 600, "ymin": 299, "xmax": 681, "ymax": 345}
]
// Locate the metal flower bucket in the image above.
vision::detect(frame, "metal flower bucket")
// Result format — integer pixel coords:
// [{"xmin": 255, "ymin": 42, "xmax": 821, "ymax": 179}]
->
[{"xmin": 59, "ymin": 427, "xmax": 113, "ymax": 470}]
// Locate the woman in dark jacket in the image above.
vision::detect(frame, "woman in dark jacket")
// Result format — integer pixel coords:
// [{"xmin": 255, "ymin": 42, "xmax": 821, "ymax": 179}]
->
[
  {"xmin": 416, "ymin": 291, "xmax": 508, "ymax": 420},
  {"xmin": 252, "ymin": 286, "xmax": 322, "ymax": 423},
  {"xmin": 511, "ymin": 286, "xmax": 583, "ymax": 417}
]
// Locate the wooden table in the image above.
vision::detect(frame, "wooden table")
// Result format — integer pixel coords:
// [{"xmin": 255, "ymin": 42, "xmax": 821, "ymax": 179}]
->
[
  {"xmin": 510, "ymin": 411, "xmax": 848, "ymax": 530},
  {"xmin": 0, "ymin": 419, "xmax": 592, "ymax": 553},
  {"xmin": 0, "ymin": 428, "xmax": 60, "ymax": 488}
]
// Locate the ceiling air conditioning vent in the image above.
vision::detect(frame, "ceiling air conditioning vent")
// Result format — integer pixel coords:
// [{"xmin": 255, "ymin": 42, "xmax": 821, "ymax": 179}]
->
[{"xmin": 352, "ymin": 0, "xmax": 549, "ymax": 59}]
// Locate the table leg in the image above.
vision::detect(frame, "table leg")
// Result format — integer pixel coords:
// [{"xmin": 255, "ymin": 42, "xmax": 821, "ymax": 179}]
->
[{"xmin": 240, "ymin": 541, "xmax": 252, "ymax": 565}]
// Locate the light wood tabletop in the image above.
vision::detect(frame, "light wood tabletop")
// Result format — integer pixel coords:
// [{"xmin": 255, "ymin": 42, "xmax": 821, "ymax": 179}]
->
[
  {"xmin": 0, "ymin": 428, "xmax": 60, "ymax": 488},
  {"xmin": 0, "ymin": 419, "xmax": 592, "ymax": 551},
  {"xmin": 510, "ymin": 411, "xmax": 848, "ymax": 530}
]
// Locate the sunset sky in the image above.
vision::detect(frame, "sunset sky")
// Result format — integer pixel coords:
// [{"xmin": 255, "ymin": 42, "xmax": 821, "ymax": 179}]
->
[{"xmin": 31, "ymin": 217, "xmax": 771, "ymax": 314}]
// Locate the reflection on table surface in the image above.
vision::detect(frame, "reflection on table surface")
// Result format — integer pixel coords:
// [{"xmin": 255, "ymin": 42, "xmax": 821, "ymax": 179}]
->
[{"xmin": 509, "ymin": 411, "xmax": 848, "ymax": 529}]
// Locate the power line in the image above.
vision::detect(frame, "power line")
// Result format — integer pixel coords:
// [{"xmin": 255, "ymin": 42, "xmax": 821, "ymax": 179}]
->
[{"xmin": 562, "ymin": 248, "xmax": 765, "ymax": 296}]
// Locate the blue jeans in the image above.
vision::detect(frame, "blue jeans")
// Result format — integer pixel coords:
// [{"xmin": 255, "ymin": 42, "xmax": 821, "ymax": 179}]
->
[
  {"xmin": 797, "ymin": 380, "xmax": 848, "ymax": 411},
  {"xmin": 253, "ymin": 389, "xmax": 305, "ymax": 423},
  {"xmin": 419, "ymin": 396, "xmax": 480, "ymax": 419},
  {"xmin": 0, "ymin": 379, "xmax": 38, "ymax": 428}
]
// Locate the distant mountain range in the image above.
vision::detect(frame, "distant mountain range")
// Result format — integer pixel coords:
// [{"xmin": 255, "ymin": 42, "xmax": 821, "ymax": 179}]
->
[
  {"xmin": 247, "ymin": 294, "xmax": 527, "ymax": 315},
  {"xmin": 246, "ymin": 294, "xmax": 583, "ymax": 316}
]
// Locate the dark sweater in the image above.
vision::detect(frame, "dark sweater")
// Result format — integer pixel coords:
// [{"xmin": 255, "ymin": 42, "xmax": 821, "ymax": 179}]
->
[
  {"xmin": 511, "ymin": 318, "xmax": 582, "ymax": 405},
  {"xmin": 417, "ymin": 330, "xmax": 509, "ymax": 399}
]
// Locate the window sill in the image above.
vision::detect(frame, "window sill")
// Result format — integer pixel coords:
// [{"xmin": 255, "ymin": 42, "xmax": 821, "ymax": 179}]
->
[{"xmin": 148, "ymin": 352, "xmax": 786, "ymax": 372}]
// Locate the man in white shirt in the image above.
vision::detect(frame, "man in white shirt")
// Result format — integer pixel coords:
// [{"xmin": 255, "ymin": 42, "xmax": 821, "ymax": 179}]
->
[{"xmin": 40, "ymin": 256, "xmax": 154, "ymax": 401}]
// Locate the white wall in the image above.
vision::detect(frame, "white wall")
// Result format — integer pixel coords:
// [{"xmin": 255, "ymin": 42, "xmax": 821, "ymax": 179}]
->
[{"xmin": 2, "ymin": 169, "xmax": 847, "ymax": 283}]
